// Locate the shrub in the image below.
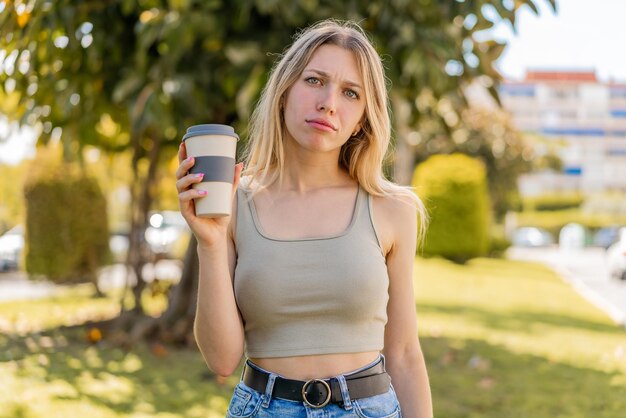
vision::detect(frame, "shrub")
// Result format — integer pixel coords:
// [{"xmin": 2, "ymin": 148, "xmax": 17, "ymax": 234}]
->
[
  {"xmin": 489, "ymin": 232, "xmax": 512, "ymax": 258},
  {"xmin": 514, "ymin": 210, "xmax": 626, "ymax": 237},
  {"xmin": 522, "ymin": 193, "xmax": 584, "ymax": 211},
  {"xmin": 412, "ymin": 153, "xmax": 491, "ymax": 262},
  {"xmin": 23, "ymin": 154, "xmax": 110, "ymax": 284}
]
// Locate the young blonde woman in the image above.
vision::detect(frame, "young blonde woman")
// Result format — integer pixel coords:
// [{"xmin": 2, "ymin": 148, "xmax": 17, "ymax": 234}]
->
[{"xmin": 176, "ymin": 20, "xmax": 433, "ymax": 418}]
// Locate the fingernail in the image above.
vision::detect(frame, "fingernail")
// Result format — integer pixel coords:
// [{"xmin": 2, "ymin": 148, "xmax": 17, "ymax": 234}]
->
[
  {"xmin": 196, "ymin": 173, "xmax": 204, "ymax": 178},
  {"xmin": 186, "ymin": 156, "xmax": 193, "ymax": 163},
  {"xmin": 198, "ymin": 190, "xmax": 207, "ymax": 195}
]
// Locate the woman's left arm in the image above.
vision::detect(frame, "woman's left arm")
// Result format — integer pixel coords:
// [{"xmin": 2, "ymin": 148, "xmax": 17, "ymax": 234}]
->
[{"xmin": 376, "ymin": 195, "xmax": 433, "ymax": 418}]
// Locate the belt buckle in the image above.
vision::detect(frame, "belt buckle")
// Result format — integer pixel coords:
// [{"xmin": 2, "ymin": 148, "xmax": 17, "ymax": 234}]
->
[{"xmin": 301, "ymin": 379, "xmax": 331, "ymax": 408}]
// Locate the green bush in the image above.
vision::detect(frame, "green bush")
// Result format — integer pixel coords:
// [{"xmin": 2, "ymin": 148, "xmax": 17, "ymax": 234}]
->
[
  {"xmin": 514, "ymin": 209, "xmax": 626, "ymax": 237},
  {"xmin": 23, "ymin": 156, "xmax": 110, "ymax": 284},
  {"xmin": 488, "ymin": 232, "xmax": 512, "ymax": 258},
  {"xmin": 412, "ymin": 153, "xmax": 491, "ymax": 262},
  {"xmin": 522, "ymin": 193, "xmax": 584, "ymax": 211}
]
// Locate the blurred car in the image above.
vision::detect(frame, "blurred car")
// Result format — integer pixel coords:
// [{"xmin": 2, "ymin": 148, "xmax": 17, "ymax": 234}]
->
[
  {"xmin": 592, "ymin": 226, "xmax": 622, "ymax": 249},
  {"xmin": 606, "ymin": 227, "xmax": 626, "ymax": 281},
  {"xmin": 0, "ymin": 225, "xmax": 24, "ymax": 272},
  {"xmin": 512, "ymin": 227, "xmax": 554, "ymax": 247},
  {"xmin": 144, "ymin": 211, "xmax": 189, "ymax": 258},
  {"xmin": 559, "ymin": 223, "xmax": 587, "ymax": 249}
]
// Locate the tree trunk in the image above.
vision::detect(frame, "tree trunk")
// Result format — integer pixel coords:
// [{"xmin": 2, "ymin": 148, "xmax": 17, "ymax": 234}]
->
[
  {"xmin": 110, "ymin": 235, "xmax": 199, "ymax": 346},
  {"xmin": 393, "ymin": 133, "xmax": 415, "ymax": 186},
  {"xmin": 391, "ymin": 93, "xmax": 417, "ymax": 185},
  {"xmin": 156, "ymin": 234, "xmax": 199, "ymax": 345},
  {"xmin": 128, "ymin": 135, "xmax": 162, "ymax": 313}
]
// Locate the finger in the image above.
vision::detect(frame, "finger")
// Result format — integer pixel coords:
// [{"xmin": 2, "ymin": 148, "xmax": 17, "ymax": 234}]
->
[
  {"xmin": 175, "ymin": 156, "xmax": 195, "ymax": 180},
  {"xmin": 176, "ymin": 172, "xmax": 204, "ymax": 193},
  {"xmin": 178, "ymin": 141, "xmax": 187, "ymax": 163},
  {"xmin": 178, "ymin": 188, "xmax": 207, "ymax": 203},
  {"xmin": 231, "ymin": 163, "xmax": 244, "ymax": 199}
]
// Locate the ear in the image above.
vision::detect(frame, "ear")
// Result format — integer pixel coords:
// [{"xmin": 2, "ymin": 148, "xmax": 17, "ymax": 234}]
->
[{"xmin": 279, "ymin": 89, "xmax": 290, "ymax": 110}]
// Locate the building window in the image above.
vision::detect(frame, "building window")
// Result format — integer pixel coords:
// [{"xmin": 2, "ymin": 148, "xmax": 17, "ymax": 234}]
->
[
  {"xmin": 610, "ymin": 89, "xmax": 626, "ymax": 99},
  {"xmin": 550, "ymin": 88, "xmax": 578, "ymax": 100},
  {"xmin": 607, "ymin": 148, "xmax": 626, "ymax": 156},
  {"xmin": 499, "ymin": 85, "xmax": 535, "ymax": 97}
]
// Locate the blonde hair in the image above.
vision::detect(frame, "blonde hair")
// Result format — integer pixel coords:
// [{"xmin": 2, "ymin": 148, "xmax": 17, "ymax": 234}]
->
[{"xmin": 242, "ymin": 19, "xmax": 427, "ymax": 243}]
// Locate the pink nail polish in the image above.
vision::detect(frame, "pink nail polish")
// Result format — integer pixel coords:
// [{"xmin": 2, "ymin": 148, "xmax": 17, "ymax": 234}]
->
[{"xmin": 199, "ymin": 190, "xmax": 207, "ymax": 195}]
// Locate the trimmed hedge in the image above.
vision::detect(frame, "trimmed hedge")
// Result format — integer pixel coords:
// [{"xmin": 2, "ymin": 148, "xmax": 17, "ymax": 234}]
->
[
  {"xmin": 23, "ymin": 158, "xmax": 110, "ymax": 283},
  {"xmin": 514, "ymin": 209, "xmax": 626, "ymax": 238},
  {"xmin": 412, "ymin": 153, "xmax": 491, "ymax": 261},
  {"xmin": 522, "ymin": 193, "xmax": 584, "ymax": 212}
]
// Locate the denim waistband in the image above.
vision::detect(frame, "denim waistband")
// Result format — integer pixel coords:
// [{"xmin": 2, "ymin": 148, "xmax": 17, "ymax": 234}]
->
[{"xmin": 241, "ymin": 354, "xmax": 389, "ymax": 409}]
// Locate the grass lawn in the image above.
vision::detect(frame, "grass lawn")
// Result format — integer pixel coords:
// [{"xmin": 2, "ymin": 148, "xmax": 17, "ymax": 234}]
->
[
  {"xmin": 415, "ymin": 257, "xmax": 626, "ymax": 418},
  {"xmin": 0, "ymin": 257, "xmax": 625, "ymax": 417}
]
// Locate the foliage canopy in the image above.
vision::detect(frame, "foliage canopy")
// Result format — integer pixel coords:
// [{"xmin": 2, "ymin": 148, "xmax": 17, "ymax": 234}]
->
[{"xmin": 0, "ymin": 0, "xmax": 555, "ymax": 156}]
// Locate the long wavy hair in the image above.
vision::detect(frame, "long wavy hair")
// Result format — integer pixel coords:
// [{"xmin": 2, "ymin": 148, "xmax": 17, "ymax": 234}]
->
[{"xmin": 242, "ymin": 19, "xmax": 427, "ymax": 242}]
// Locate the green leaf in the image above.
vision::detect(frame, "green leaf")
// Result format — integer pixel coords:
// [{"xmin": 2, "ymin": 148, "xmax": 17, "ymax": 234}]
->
[{"xmin": 113, "ymin": 74, "xmax": 144, "ymax": 104}]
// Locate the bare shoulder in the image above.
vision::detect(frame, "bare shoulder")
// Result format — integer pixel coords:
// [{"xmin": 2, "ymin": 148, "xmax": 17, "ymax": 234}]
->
[{"xmin": 371, "ymin": 193, "xmax": 417, "ymax": 256}]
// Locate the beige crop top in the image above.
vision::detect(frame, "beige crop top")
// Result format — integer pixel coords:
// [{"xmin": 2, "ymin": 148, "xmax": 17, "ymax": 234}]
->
[{"xmin": 233, "ymin": 186, "xmax": 390, "ymax": 358}]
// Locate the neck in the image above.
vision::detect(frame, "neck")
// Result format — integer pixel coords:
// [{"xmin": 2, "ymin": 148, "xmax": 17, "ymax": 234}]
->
[
  {"xmin": 278, "ymin": 146, "xmax": 352, "ymax": 194},
  {"xmin": 280, "ymin": 163, "xmax": 350, "ymax": 193}
]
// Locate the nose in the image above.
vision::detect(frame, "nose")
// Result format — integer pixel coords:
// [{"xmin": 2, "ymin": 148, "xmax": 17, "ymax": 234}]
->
[{"xmin": 317, "ymin": 88, "xmax": 337, "ymax": 114}]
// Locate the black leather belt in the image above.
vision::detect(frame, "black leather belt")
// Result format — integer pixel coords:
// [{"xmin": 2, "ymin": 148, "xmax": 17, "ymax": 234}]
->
[{"xmin": 241, "ymin": 358, "xmax": 391, "ymax": 408}]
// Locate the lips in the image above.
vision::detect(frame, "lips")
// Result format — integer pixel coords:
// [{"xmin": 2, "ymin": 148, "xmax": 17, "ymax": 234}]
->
[{"xmin": 306, "ymin": 118, "xmax": 337, "ymax": 132}]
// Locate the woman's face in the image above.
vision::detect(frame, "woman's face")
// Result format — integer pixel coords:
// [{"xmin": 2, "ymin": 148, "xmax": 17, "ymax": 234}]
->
[{"xmin": 282, "ymin": 44, "xmax": 366, "ymax": 156}]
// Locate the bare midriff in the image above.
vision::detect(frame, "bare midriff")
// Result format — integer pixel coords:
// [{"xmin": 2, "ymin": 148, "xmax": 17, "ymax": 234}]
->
[{"xmin": 249, "ymin": 351, "xmax": 380, "ymax": 380}]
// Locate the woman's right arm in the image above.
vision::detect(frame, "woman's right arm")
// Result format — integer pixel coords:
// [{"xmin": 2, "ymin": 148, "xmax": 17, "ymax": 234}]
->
[{"xmin": 176, "ymin": 142, "xmax": 245, "ymax": 376}]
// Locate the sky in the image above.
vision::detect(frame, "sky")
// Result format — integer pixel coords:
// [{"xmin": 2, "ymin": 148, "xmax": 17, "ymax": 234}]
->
[
  {"xmin": 0, "ymin": 120, "xmax": 37, "ymax": 165},
  {"xmin": 487, "ymin": 0, "xmax": 626, "ymax": 82},
  {"xmin": 2, "ymin": 0, "xmax": 626, "ymax": 164}
]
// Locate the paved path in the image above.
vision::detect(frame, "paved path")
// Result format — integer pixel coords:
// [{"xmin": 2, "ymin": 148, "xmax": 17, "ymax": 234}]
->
[
  {"xmin": 507, "ymin": 246, "xmax": 626, "ymax": 328},
  {"xmin": 0, "ymin": 270, "xmax": 56, "ymax": 302},
  {"xmin": 0, "ymin": 260, "xmax": 182, "ymax": 302}
]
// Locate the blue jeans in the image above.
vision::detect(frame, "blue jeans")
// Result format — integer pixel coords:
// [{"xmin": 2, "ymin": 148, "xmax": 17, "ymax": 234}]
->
[{"xmin": 226, "ymin": 357, "xmax": 402, "ymax": 418}]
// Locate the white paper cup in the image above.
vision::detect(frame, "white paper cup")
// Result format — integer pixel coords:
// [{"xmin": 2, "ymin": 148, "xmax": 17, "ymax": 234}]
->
[{"xmin": 182, "ymin": 124, "xmax": 239, "ymax": 217}]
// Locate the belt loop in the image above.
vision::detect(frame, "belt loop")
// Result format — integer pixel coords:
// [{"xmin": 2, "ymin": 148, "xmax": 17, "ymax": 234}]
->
[
  {"xmin": 261, "ymin": 373, "xmax": 277, "ymax": 408},
  {"xmin": 240, "ymin": 360, "xmax": 248, "ymax": 382},
  {"xmin": 335, "ymin": 375, "xmax": 353, "ymax": 410}
]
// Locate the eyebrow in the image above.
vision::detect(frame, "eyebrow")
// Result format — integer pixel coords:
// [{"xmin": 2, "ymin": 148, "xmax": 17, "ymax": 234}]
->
[{"xmin": 304, "ymin": 68, "xmax": 363, "ymax": 90}]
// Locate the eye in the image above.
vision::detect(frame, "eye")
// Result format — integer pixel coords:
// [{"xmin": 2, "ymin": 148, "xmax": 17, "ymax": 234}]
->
[
  {"xmin": 345, "ymin": 89, "xmax": 359, "ymax": 99},
  {"xmin": 305, "ymin": 77, "xmax": 321, "ymax": 85}
]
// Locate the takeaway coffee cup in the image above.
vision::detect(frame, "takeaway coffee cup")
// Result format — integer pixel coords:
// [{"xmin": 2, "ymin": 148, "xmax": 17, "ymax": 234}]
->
[{"xmin": 182, "ymin": 124, "xmax": 239, "ymax": 217}]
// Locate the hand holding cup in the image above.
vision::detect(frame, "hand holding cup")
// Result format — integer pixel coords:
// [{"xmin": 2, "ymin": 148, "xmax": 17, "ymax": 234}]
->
[{"xmin": 176, "ymin": 124, "xmax": 242, "ymax": 247}]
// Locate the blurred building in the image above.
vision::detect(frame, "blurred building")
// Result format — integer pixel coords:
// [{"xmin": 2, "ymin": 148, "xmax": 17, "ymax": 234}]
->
[{"xmin": 498, "ymin": 70, "xmax": 626, "ymax": 196}]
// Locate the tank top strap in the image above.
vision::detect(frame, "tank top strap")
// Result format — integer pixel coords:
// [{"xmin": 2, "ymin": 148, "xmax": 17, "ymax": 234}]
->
[
  {"xmin": 352, "ymin": 185, "xmax": 367, "ymax": 225},
  {"xmin": 234, "ymin": 186, "xmax": 255, "ymax": 247},
  {"xmin": 355, "ymin": 187, "xmax": 384, "ymax": 253}
]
